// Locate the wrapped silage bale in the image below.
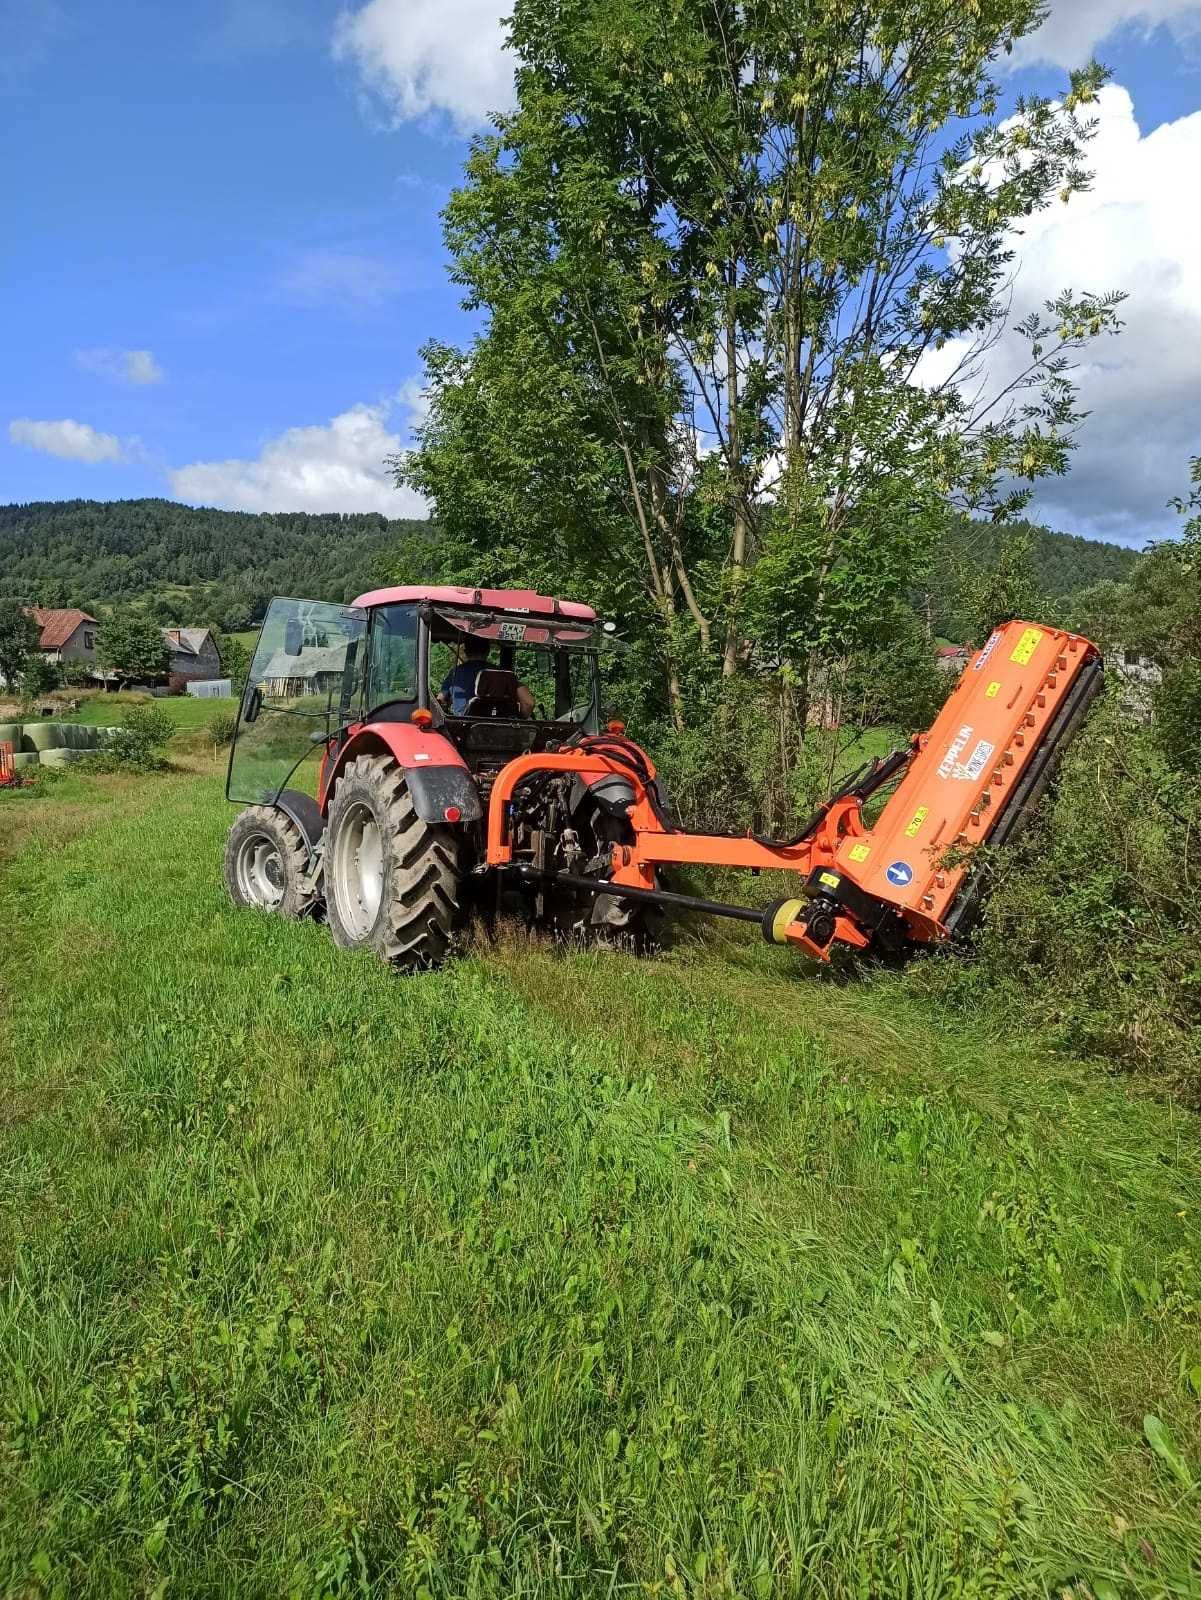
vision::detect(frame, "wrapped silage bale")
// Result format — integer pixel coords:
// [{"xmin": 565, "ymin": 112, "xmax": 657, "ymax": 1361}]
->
[
  {"xmin": 39, "ymin": 748, "xmax": 79, "ymax": 768},
  {"xmin": 0, "ymin": 721, "xmax": 22, "ymax": 750},
  {"xmin": 11, "ymin": 751, "xmax": 40, "ymax": 769},
  {"xmin": 22, "ymin": 723, "xmax": 63, "ymax": 753}
]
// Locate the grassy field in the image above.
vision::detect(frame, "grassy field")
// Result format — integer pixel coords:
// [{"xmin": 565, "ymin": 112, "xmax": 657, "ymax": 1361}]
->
[
  {"xmin": 58, "ymin": 691, "xmax": 239, "ymax": 730},
  {"xmin": 1, "ymin": 741, "xmax": 1199, "ymax": 1597}
]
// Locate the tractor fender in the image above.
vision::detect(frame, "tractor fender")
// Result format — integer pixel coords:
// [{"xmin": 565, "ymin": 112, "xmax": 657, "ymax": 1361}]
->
[
  {"xmin": 275, "ymin": 788, "xmax": 326, "ymax": 853},
  {"xmin": 321, "ymin": 723, "xmax": 483, "ymax": 822}
]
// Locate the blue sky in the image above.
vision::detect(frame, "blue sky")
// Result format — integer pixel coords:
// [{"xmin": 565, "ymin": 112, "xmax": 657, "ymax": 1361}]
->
[{"xmin": 3, "ymin": 0, "xmax": 1200, "ymax": 544}]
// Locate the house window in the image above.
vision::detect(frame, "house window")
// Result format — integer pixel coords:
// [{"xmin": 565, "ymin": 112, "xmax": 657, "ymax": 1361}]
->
[{"xmin": 84, "ymin": 631, "xmax": 96, "ymax": 650}]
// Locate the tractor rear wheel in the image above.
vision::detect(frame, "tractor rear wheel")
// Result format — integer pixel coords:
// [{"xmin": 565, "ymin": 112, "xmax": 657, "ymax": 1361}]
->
[
  {"xmin": 224, "ymin": 805, "xmax": 317, "ymax": 919},
  {"xmin": 325, "ymin": 754, "xmax": 460, "ymax": 970}
]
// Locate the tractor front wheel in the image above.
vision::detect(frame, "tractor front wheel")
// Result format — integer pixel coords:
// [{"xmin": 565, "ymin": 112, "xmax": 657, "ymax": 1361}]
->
[
  {"xmin": 325, "ymin": 754, "xmax": 460, "ymax": 970},
  {"xmin": 224, "ymin": 805, "xmax": 318, "ymax": 919}
]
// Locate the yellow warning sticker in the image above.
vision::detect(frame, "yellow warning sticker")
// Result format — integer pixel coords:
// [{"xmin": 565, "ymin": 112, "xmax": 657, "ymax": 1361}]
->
[
  {"xmin": 818, "ymin": 871, "xmax": 841, "ymax": 889},
  {"xmin": 904, "ymin": 806, "xmax": 928, "ymax": 839},
  {"xmin": 1009, "ymin": 627, "xmax": 1043, "ymax": 665},
  {"xmin": 847, "ymin": 843, "xmax": 871, "ymax": 863},
  {"xmin": 985, "ymin": 680, "xmax": 1001, "ymax": 699}
]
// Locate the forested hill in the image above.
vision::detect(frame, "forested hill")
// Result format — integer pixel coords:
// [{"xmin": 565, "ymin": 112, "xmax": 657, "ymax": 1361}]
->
[
  {"xmin": 0, "ymin": 498, "xmax": 431, "ymax": 631},
  {"xmin": 0, "ymin": 496, "xmax": 1141, "ymax": 636}
]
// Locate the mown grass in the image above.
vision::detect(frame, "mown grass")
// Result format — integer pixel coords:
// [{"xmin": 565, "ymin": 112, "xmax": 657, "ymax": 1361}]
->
[{"xmin": 1, "ymin": 752, "xmax": 1199, "ymax": 1597}]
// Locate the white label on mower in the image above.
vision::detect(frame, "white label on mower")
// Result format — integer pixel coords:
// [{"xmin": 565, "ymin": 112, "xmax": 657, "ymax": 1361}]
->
[
  {"xmin": 973, "ymin": 630, "xmax": 1002, "ymax": 670},
  {"xmin": 939, "ymin": 733, "xmax": 994, "ymax": 783},
  {"xmin": 960, "ymin": 738, "xmax": 995, "ymax": 781},
  {"xmin": 937, "ymin": 725, "xmax": 973, "ymax": 779},
  {"xmin": 497, "ymin": 621, "xmax": 527, "ymax": 641}
]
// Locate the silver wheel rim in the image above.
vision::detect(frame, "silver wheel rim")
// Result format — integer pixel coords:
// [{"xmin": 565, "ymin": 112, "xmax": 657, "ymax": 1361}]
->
[
  {"xmin": 331, "ymin": 800, "xmax": 384, "ymax": 940},
  {"xmin": 236, "ymin": 832, "xmax": 286, "ymax": 909}
]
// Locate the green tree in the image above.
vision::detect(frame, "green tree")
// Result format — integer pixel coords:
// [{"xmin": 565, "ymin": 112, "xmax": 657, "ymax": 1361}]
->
[
  {"xmin": 0, "ymin": 599, "xmax": 41, "ymax": 687},
  {"xmin": 100, "ymin": 610, "xmax": 170, "ymax": 681},
  {"xmin": 956, "ymin": 525, "xmax": 1041, "ymax": 644},
  {"xmin": 218, "ymin": 634, "xmax": 252, "ymax": 691},
  {"xmin": 18, "ymin": 654, "xmax": 61, "ymax": 698},
  {"xmin": 398, "ymin": 0, "xmax": 1122, "ymax": 730}
]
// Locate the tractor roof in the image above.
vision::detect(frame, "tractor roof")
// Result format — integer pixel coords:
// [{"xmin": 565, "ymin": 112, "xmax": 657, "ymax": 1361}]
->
[{"xmin": 351, "ymin": 584, "xmax": 596, "ymax": 621}]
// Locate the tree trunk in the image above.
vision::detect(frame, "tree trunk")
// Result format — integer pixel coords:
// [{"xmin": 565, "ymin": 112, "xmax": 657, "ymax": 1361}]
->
[{"xmin": 723, "ymin": 303, "xmax": 747, "ymax": 678}]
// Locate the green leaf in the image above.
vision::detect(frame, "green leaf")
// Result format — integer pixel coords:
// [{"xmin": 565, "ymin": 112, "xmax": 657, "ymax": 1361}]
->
[{"xmin": 1143, "ymin": 1413, "xmax": 1194, "ymax": 1488}]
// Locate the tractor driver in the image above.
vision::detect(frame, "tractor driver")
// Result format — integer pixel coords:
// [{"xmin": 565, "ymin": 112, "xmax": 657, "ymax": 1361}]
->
[{"xmin": 437, "ymin": 635, "xmax": 535, "ymax": 719}]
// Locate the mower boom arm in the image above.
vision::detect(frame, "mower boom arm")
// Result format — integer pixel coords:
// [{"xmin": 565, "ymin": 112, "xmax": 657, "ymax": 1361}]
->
[{"xmin": 485, "ymin": 619, "xmax": 1102, "ymax": 961}]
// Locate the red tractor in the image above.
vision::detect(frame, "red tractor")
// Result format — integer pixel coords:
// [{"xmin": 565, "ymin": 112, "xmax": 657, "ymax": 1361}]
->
[{"xmin": 224, "ymin": 585, "xmax": 1103, "ymax": 969}]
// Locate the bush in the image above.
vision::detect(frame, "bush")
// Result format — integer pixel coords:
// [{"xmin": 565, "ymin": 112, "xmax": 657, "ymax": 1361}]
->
[
  {"xmin": 209, "ymin": 711, "xmax": 237, "ymax": 747},
  {"xmin": 912, "ymin": 691, "xmax": 1201, "ymax": 1099},
  {"xmin": 109, "ymin": 702, "xmax": 176, "ymax": 770},
  {"xmin": 18, "ymin": 656, "xmax": 62, "ymax": 698},
  {"xmin": 1153, "ymin": 660, "xmax": 1201, "ymax": 776}
]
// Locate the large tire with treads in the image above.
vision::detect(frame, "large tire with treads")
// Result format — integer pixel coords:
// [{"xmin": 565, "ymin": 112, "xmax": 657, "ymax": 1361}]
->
[
  {"xmin": 325, "ymin": 754, "xmax": 460, "ymax": 970},
  {"xmin": 224, "ymin": 804, "xmax": 318, "ymax": 919}
]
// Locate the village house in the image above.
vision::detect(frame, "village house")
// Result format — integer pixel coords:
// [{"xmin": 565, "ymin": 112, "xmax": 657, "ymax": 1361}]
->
[
  {"xmin": 27, "ymin": 607, "xmax": 101, "ymax": 670},
  {"xmin": 935, "ymin": 643, "xmax": 969, "ymax": 674},
  {"xmin": 162, "ymin": 627, "xmax": 223, "ymax": 682},
  {"xmin": 1114, "ymin": 645, "xmax": 1163, "ymax": 723}
]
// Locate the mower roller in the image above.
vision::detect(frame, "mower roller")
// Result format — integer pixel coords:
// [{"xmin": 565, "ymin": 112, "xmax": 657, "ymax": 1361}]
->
[{"xmin": 223, "ymin": 588, "xmax": 1102, "ymax": 969}]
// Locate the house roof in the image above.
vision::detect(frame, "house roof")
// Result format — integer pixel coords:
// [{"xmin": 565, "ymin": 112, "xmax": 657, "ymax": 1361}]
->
[
  {"xmin": 27, "ymin": 607, "xmax": 98, "ymax": 651},
  {"xmin": 937, "ymin": 644, "xmax": 967, "ymax": 657},
  {"xmin": 162, "ymin": 627, "xmax": 214, "ymax": 656}
]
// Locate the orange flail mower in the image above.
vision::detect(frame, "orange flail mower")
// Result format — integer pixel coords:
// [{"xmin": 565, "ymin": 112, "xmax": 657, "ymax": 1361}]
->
[{"xmin": 223, "ymin": 591, "xmax": 1102, "ymax": 970}]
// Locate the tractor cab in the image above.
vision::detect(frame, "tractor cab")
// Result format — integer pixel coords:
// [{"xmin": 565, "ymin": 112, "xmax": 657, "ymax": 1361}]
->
[{"xmin": 227, "ymin": 585, "xmax": 613, "ymax": 815}]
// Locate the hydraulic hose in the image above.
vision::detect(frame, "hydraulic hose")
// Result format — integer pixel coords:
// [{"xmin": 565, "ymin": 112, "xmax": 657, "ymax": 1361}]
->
[{"xmin": 570, "ymin": 732, "xmax": 913, "ymax": 851}]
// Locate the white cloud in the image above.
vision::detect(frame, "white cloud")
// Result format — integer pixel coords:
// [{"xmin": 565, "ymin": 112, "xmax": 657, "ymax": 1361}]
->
[
  {"xmin": 9, "ymin": 417, "xmax": 125, "ymax": 463},
  {"xmin": 278, "ymin": 249, "xmax": 402, "ymax": 312},
  {"xmin": 167, "ymin": 395, "xmax": 428, "ymax": 517},
  {"xmin": 333, "ymin": 0, "xmax": 513, "ymax": 132},
  {"xmin": 925, "ymin": 85, "xmax": 1201, "ymax": 544},
  {"xmin": 76, "ymin": 347, "xmax": 164, "ymax": 385},
  {"xmin": 1012, "ymin": 0, "xmax": 1201, "ymax": 68}
]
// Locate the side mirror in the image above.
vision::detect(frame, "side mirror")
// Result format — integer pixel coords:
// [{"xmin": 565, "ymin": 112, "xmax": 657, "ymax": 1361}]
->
[
  {"xmin": 283, "ymin": 618, "xmax": 304, "ymax": 656},
  {"xmin": 242, "ymin": 684, "xmax": 263, "ymax": 724}
]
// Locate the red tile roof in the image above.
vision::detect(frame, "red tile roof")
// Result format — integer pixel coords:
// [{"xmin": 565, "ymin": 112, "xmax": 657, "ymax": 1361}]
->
[
  {"xmin": 26, "ymin": 607, "xmax": 98, "ymax": 651},
  {"xmin": 937, "ymin": 644, "xmax": 967, "ymax": 657}
]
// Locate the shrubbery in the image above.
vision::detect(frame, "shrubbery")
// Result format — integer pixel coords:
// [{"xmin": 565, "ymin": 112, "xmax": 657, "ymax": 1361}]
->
[
  {"xmin": 914, "ymin": 691, "xmax": 1201, "ymax": 1099},
  {"xmin": 107, "ymin": 703, "xmax": 176, "ymax": 770}
]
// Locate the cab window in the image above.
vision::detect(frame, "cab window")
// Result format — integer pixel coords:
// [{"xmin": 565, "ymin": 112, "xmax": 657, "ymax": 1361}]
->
[{"xmin": 366, "ymin": 604, "xmax": 419, "ymax": 713}]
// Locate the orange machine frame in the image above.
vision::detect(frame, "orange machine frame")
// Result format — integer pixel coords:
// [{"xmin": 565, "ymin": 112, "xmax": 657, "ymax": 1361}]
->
[{"xmin": 484, "ymin": 620, "xmax": 1101, "ymax": 961}]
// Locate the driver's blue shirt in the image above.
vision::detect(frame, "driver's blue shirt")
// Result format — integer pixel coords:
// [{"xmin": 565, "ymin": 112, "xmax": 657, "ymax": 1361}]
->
[{"xmin": 441, "ymin": 660, "xmax": 485, "ymax": 715}]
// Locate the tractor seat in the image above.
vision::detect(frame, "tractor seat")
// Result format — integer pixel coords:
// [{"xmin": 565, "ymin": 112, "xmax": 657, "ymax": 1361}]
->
[{"xmin": 464, "ymin": 667, "xmax": 521, "ymax": 718}]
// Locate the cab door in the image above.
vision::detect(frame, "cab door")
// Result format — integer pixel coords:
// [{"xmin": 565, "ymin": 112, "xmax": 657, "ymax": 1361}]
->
[{"xmin": 227, "ymin": 598, "xmax": 366, "ymax": 805}]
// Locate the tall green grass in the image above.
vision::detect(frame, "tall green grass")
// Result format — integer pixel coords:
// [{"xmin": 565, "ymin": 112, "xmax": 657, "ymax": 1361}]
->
[{"xmin": 1, "ymin": 760, "xmax": 1198, "ymax": 1596}]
